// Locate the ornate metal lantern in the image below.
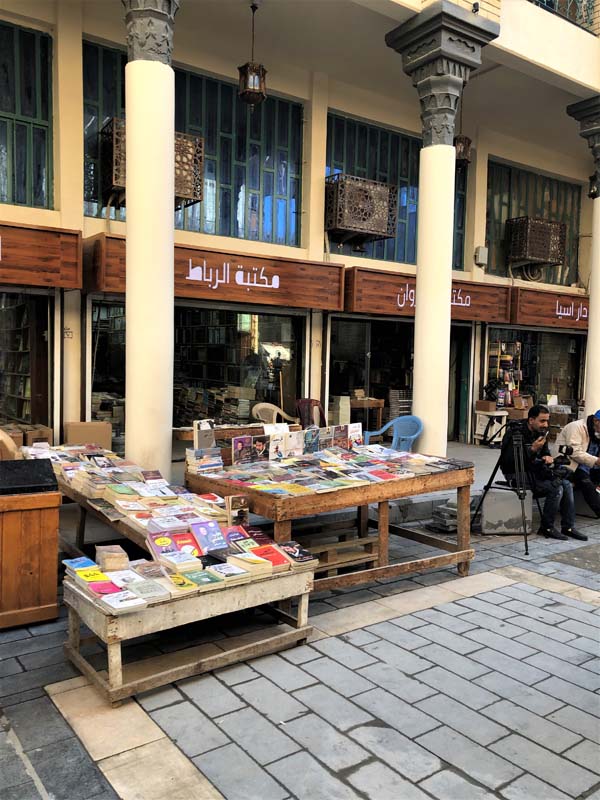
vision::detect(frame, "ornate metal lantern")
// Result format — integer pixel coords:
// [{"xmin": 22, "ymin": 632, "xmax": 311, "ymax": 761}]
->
[
  {"xmin": 238, "ymin": 3, "xmax": 267, "ymax": 107},
  {"xmin": 588, "ymin": 173, "xmax": 599, "ymax": 200},
  {"xmin": 454, "ymin": 134, "xmax": 472, "ymax": 165},
  {"xmin": 505, "ymin": 216, "xmax": 566, "ymax": 268},
  {"xmin": 325, "ymin": 174, "xmax": 398, "ymax": 252}
]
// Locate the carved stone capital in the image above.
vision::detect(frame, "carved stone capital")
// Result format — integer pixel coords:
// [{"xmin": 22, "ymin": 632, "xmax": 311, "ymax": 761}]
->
[
  {"xmin": 567, "ymin": 95, "xmax": 600, "ymax": 180},
  {"xmin": 122, "ymin": 0, "xmax": 180, "ymax": 64},
  {"xmin": 386, "ymin": 1, "xmax": 499, "ymax": 146}
]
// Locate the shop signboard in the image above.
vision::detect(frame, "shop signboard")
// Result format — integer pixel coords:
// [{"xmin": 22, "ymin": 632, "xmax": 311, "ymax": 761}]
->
[
  {"xmin": 344, "ymin": 267, "xmax": 512, "ymax": 323},
  {"xmin": 0, "ymin": 223, "xmax": 82, "ymax": 289},
  {"xmin": 84, "ymin": 234, "xmax": 345, "ymax": 311},
  {"xmin": 511, "ymin": 287, "xmax": 589, "ymax": 330}
]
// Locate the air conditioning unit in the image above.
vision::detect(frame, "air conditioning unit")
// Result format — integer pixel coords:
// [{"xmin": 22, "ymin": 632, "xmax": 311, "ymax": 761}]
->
[
  {"xmin": 325, "ymin": 174, "xmax": 398, "ymax": 252},
  {"xmin": 100, "ymin": 118, "xmax": 204, "ymax": 211},
  {"xmin": 505, "ymin": 217, "xmax": 566, "ymax": 269}
]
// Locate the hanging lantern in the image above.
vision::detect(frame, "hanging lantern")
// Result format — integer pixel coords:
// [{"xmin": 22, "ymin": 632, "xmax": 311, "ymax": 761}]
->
[
  {"xmin": 454, "ymin": 134, "xmax": 472, "ymax": 165},
  {"xmin": 238, "ymin": 3, "xmax": 267, "ymax": 107},
  {"xmin": 588, "ymin": 172, "xmax": 599, "ymax": 200}
]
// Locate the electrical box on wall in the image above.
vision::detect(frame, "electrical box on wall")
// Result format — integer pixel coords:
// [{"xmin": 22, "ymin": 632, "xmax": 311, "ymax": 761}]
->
[{"xmin": 474, "ymin": 246, "xmax": 488, "ymax": 267}]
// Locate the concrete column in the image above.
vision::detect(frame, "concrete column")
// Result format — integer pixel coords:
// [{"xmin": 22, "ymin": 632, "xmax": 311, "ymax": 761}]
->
[
  {"xmin": 304, "ymin": 73, "xmax": 329, "ymax": 261},
  {"xmin": 386, "ymin": 1, "xmax": 499, "ymax": 455},
  {"xmin": 62, "ymin": 290, "xmax": 82, "ymax": 424},
  {"xmin": 567, "ymin": 97, "xmax": 600, "ymax": 414},
  {"xmin": 123, "ymin": 0, "xmax": 179, "ymax": 476}
]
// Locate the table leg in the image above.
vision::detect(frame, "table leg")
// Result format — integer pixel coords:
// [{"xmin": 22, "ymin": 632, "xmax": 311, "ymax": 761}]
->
[
  {"xmin": 68, "ymin": 607, "xmax": 80, "ymax": 653},
  {"xmin": 76, "ymin": 506, "xmax": 87, "ymax": 551},
  {"xmin": 357, "ymin": 505, "xmax": 369, "ymax": 537},
  {"xmin": 107, "ymin": 642, "xmax": 123, "ymax": 691},
  {"xmin": 377, "ymin": 405, "xmax": 383, "ymax": 430},
  {"xmin": 297, "ymin": 592, "xmax": 309, "ymax": 628},
  {"xmin": 273, "ymin": 520, "xmax": 292, "ymax": 543},
  {"xmin": 457, "ymin": 484, "xmax": 471, "ymax": 577},
  {"xmin": 378, "ymin": 500, "xmax": 389, "ymax": 567}
]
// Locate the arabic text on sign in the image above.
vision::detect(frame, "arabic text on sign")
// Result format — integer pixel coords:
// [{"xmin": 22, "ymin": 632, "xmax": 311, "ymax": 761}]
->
[{"xmin": 185, "ymin": 259, "xmax": 280, "ymax": 291}]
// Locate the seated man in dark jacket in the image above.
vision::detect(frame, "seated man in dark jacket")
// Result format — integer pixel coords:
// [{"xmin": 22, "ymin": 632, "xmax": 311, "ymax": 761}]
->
[{"xmin": 499, "ymin": 404, "xmax": 585, "ymax": 541}]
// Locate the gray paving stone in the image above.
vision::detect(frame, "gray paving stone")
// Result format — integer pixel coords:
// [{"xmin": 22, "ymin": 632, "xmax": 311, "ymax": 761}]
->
[
  {"xmin": 455, "ymin": 596, "xmax": 517, "ymax": 619},
  {"xmin": 0, "ymin": 688, "xmax": 45, "ymax": 707},
  {"xmin": 364, "ymin": 621, "xmax": 430, "ymax": 650},
  {"xmin": 279, "ymin": 645, "xmax": 321, "ymax": 664},
  {"xmin": 193, "ymin": 743, "xmax": 288, "ymax": 800},
  {"xmin": 27, "ymin": 736, "xmax": 109, "ymax": 800},
  {"xmin": 0, "ymin": 755, "xmax": 31, "ymax": 792},
  {"xmin": 352, "ymin": 687, "xmax": 438, "ymax": 738},
  {"xmin": 419, "ymin": 666, "xmax": 499, "ymax": 710},
  {"xmin": 136, "ymin": 685, "xmax": 183, "ymax": 711},
  {"xmin": 536, "ymin": 676, "xmax": 600, "ymax": 717},
  {"xmin": 250, "ymin": 654, "xmax": 317, "ymax": 691},
  {"xmin": 416, "ymin": 726, "xmax": 522, "ymax": 790},
  {"xmin": 494, "ymin": 586, "xmax": 552, "ymax": 607},
  {"xmin": 327, "ymin": 589, "xmax": 381, "ymax": 608},
  {"xmin": 420, "ymin": 769, "xmax": 497, "ymax": 800},
  {"xmin": 234, "ymin": 677, "xmax": 307, "ymax": 722},
  {"xmin": 515, "ymin": 632, "xmax": 593, "ymax": 665},
  {"xmin": 301, "ymin": 656, "xmax": 374, "ymax": 697},
  {"xmin": 267, "ymin": 751, "xmax": 359, "ymax": 800},
  {"xmin": 491, "ymin": 733, "xmax": 598, "ymax": 797},
  {"xmin": 178, "ymin": 673, "xmax": 245, "ymax": 717},
  {"xmin": 340, "ymin": 629, "xmax": 381, "ymax": 646},
  {"xmin": 564, "ymin": 739, "xmax": 600, "ymax": 774},
  {"xmin": 525, "ymin": 652, "xmax": 600, "ymax": 691},
  {"xmin": 20, "ymin": 644, "xmax": 95, "ymax": 672},
  {"xmin": 27, "ymin": 618, "xmax": 69, "ymax": 636},
  {"xmin": 349, "ymin": 724, "xmax": 442, "ymax": 782},
  {"xmin": 458, "ymin": 611, "xmax": 528, "ymax": 638},
  {"xmin": 476, "ymin": 590, "xmax": 521, "ymax": 605},
  {"xmin": 4, "ymin": 696, "xmax": 74, "ymax": 752},
  {"xmin": 411, "ymin": 623, "xmax": 484, "ymax": 654},
  {"xmin": 547, "ymin": 705, "xmax": 600, "ymax": 745},
  {"xmin": 0, "ymin": 631, "xmax": 69, "ymax": 660},
  {"xmin": 416, "ymin": 693, "xmax": 508, "ymax": 746},
  {"xmin": 415, "ymin": 643, "xmax": 491, "ymax": 680},
  {"xmin": 363, "ymin": 639, "xmax": 431, "ymax": 675},
  {"xmin": 483, "ymin": 699, "xmax": 581, "ymax": 753},
  {"xmin": 0, "ymin": 662, "xmax": 77, "ymax": 699},
  {"xmin": 500, "ymin": 774, "xmax": 571, "ymax": 800},
  {"xmin": 150, "ymin": 701, "xmax": 229, "ymax": 757},
  {"xmin": 347, "ymin": 761, "xmax": 430, "ymax": 800},
  {"xmin": 293, "ymin": 684, "xmax": 372, "ymax": 731},
  {"xmin": 0, "ymin": 629, "xmax": 31, "ymax": 644},
  {"xmin": 0, "ymin": 658, "xmax": 22, "ymax": 678},
  {"xmin": 357, "ymin": 661, "xmax": 436, "ymax": 703},
  {"xmin": 432, "ymin": 600, "xmax": 471, "ymax": 616},
  {"xmin": 412, "ymin": 607, "xmax": 477, "ymax": 632},
  {"xmin": 559, "ymin": 617, "xmax": 600, "ymax": 640},
  {"xmin": 475, "ymin": 671, "xmax": 562, "ymax": 716},
  {"xmin": 568, "ymin": 636, "xmax": 599, "ymax": 656},
  {"xmin": 215, "ymin": 663, "xmax": 258, "ymax": 685},
  {"xmin": 582, "ymin": 657, "xmax": 600, "ymax": 674},
  {"xmin": 0, "ymin": 781, "xmax": 42, "ymax": 800},
  {"xmin": 311, "ymin": 637, "xmax": 377, "ymax": 669},
  {"xmin": 284, "ymin": 713, "xmax": 368, "ymax": 771},
  {"xmin": 508, "ymin": 615, "xmax": 577, "ymax": 643},
  {"xmin": 501, "ymin": 599, "xmax": 569, "ymax": 626},
  {"xmin": 218, "ymin": 706, "xmax": 299, "ymax": 765},
  {"xmin": 471, "ymin": 648, "xmax": 549, "ymax": 685},
  {"xmin": 540, "ymin": 593, "xmax": 600, "ymax": 615},
  {"xmin": 388, "ymin": 615, "xmax": 428, "ymax": 630},
  {"xmin": 465, "ymin": 628, "xmax": 537, "ymax": 660}
]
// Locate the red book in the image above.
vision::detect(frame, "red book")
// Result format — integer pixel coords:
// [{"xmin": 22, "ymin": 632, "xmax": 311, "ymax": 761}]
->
[
  {"xmin": 369, "ymin": 470, "xmax": 401, "ymax": 481},
  {"xmin": 250, "ymin": 545, "xmax": 291, "ymax": 572},
  {"xmin": 171, "ymin": 531, "xmax": 204, "ymax": 557}
]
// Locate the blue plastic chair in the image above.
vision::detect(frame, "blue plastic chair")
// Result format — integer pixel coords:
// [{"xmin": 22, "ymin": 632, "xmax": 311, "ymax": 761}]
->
[{"xmin": 364, "ymin": 415, "xmax": 423, "ymax": 452}]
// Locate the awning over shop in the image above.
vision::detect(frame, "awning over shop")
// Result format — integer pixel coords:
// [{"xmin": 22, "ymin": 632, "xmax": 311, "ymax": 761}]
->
[
  {"xmin": 511, "ymin": 287, "xmax": 589, "ymax": 330},
  {"xmin": 0, "ymin": 222, "xmax": 82, "ymax": 289}
]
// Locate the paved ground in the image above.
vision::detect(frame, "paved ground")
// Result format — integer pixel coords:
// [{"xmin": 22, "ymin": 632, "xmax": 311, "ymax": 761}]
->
[{"xmin": 1, "ymin": 444, "xmax": 599, "ymax": 800}]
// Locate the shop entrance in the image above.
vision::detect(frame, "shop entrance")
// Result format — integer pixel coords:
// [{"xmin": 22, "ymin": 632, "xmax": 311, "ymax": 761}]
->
[{"xmin": 448, "ymin": 325, "xmax": 471, "ymax": 443}]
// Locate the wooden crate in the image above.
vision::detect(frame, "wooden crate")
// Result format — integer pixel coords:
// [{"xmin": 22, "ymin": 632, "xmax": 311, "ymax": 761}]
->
[{"xmin": 0, "ymin": 492, "xmax": 61, "ymax": 628}]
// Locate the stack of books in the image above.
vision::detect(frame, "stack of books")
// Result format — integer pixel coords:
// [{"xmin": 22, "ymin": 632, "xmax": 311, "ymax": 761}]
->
[{"xmin": 185, "ymin": 448, "xmax": 224, "ymax": 475}]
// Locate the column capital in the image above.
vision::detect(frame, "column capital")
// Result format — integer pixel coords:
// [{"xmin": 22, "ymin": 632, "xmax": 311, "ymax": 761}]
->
[
  {"xmin": 386, "ymin": 1, "xmax": 499, "ymax": 146},
  {"xmin": 567, "ymin": 95, "xmax": 600, "ymax": 177},
  {"xmin": 122, "ymin": 0, "xmax": 180, "ymax": 64}
]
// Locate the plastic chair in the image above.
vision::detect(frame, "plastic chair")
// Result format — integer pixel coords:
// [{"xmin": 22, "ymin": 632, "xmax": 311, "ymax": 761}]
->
[
  {"xmin": 364, "ymin": 415, "xmax": 423, "ymax": 451},
  {"xmin": 296, "ymin": 398, "xmax": 327, "ymax": 428},
  {"xmin": 251, "ymin": 402, "xmax": 299, "ymax": 425}
]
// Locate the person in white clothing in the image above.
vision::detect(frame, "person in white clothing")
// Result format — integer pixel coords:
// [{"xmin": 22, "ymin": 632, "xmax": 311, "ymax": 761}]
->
[{"xmin": 557, "ymin": 410, "xmax": 600, "ymax": 520}]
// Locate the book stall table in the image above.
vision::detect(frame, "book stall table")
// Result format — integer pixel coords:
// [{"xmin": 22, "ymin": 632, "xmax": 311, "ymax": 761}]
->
[
  {"xmin": 63, "ymin": 568, "xmax": 313, "ymax": 706},
  {"xmin": 186, "ymin": 466, "xmax": 475, "ymax": 592}
]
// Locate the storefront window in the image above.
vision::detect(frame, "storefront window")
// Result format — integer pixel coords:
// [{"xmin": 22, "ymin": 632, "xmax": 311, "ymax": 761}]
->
[
  {"xmin": 488, "ymin": 327, "xmax": 585, "ymax": 409},
  {"xmin": 90, "ymin": 301, "xmax": 305, "ymax": 428},
  {"xmin": 0, "ymin": 292, "xmax": 51, "ymax": 425}
]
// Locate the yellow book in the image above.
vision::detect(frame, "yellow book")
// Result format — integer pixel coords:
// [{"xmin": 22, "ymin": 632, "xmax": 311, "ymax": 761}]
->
[
  {"xmin": 73, "ymin": 567, "xmax": 109, "ymax": 584},
  {"xmin": 156, "ymin": 573, "xmax": 198, "ymax": 593},
  {"xmin": 273, "ymin": 483, "xmax": 315, "ymax": 496}
]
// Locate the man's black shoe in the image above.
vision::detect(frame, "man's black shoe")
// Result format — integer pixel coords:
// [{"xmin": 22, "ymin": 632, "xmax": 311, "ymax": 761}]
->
[
  {"xmin": 561, "ymin": 528, "xmax": 588, "ymax": 541},
  {"xmin": 538, "ymin": 526, "xmax": 568, "ymax": 540}
]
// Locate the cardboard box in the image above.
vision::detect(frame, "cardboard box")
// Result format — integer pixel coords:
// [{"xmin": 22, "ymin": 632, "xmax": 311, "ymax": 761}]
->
[
  {"xmin": 24, "ymin": 426, "xmax": 53, "ymax": 446},
  {"xmin": 475, "ymin": 400, "xmax": 497, "ymax": 412},
  {"xmin": 550, "ymin": 412, "xmax": 570, "ymax": 429},
  {"xmin": 1, "ymin": 427, "xmax": 24, "ymax": 448},
  {"xmin": 513, "ymin": 395, "xmax": 533, "ymax": 410},
  {"xmin": 63, "ymin": 421, "xmax": 112, "ymax": 450},
  {"xmin": 507, "ymin": 408, "xmax": 528, "ymax": 420}
]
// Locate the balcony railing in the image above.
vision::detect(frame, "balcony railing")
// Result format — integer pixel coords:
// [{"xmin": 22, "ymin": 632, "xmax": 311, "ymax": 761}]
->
[{"xmin": 530, "ymin": 0, "xmax": 596, "ymax": 32}]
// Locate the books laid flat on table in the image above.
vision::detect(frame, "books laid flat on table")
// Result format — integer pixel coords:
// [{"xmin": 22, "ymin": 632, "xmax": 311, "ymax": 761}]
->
[
  {"xmin": 130, "ymin": 559, "xmax": 169, "ymax": 580},
  {"xmin": 182, "ymin": 568, "xmax": 225, "ymax": 591},
  {"xmin": 190, "ymin": 520, "xmax": 229, "ymax": 559},
  {"xmin": 146, "ymin": 516, "xmax": 190, "ymax": 534},
  {"xmin": 248, "ymin": 544, "xmax": 292, "ymax": 573},
  {"xmin": 104, "ymin": 483, "xmax": 140, "ymax": 503},
  {"xmin": 72, "ymin": 566, "xmax": 111, "ymax": 587},
  {"xmin": 128, "ymin": 579, "xmax": 171, "ymax": 601},
  {"xmin": 154, "ymin": 572, "xmax": 199, "ymax": 594},
  {"xmin": 105, "ymin": 569, "xmax": 146, "ymax": 589},
  {"xmin": 278, "ymin": 541, "xmax": 318, "ymax": 571},
  {"xmin": 87, "ymin": 498, "xmax": 125, "ymax": 521},
  {"xmin": 226, "ymin": 551, "xmax": 273, "ymax": 578},
  {"xmin": 159, "ymin": 551, "xmax": 204, "ymax": 572},
  {"xmin": 62, "ymin": 556, "xmax": 96, "ymax": 574},
  {"xmin": 97, "ymin": 590, "xmax": 148, "ymax": 615},
  {"xmin": 87, "ymin": 580, "xmax": 122, "ymax": 596},
  {"xmin": 205, "ymin": 562, "xmax": 251, "ymax": 586}
]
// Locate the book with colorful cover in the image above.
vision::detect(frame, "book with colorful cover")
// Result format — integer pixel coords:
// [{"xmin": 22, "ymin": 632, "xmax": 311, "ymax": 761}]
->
[
  {"xmin": 190, "ymin": 520, "xmax": 229, "ymax": 554},
  {"xmin": 130, "ymin": 559, "xmax": 169, "ymax": 580},
  {"xmin": 98, "ymin": 590, "xmax": 148, "ymax": 615},
  {"xmin": 128, "ymin": 579, "xmax": 171, "ymax": 602},
  {"xmin": 62, "ymin": 556, "xmax": 96, "ymax": 572},
  {"xmin": 182, "ymin": 568, "xmax": 224, "ymax": 590},
  {"xmin": 159, "ymin": 551, "xmax": 203, "ymax": 572},
  {"xmin": 73, "ymin": 566, "xmax": 110, "ymax": 585},
  {"xmin": 87, "ymin": 580, "xmax": 122, "ymax": 596},
  {"xmin": 105, "ymin": 569, "xmax": 145, "ymax": 589},
  {"xmin": 333, "ymin": 425, "xmax": 350, "ymax": 450},
  {"xmin": 146, "ymin": 516, "xmax": 190, "ymax": 534},
  {"xmin": 278, "ymin": 541, "xmax": 318, "ymax": 570},
  {"xmin": 284, "ymin": 430, "xmax": 304, "ymax": 457},
  {"xmin": 146, "ymin": 532, "xmax": 178, "ymax": 559},
  {"xmin": 205, "ymin": 562, "xmax": 251, "ymax": 584},
  {"xmin": 171, "ymin": 531, "xmax": 203, "ymax": 557},
  {"xmin": 269, "ymin": 433, "xmax": 286, "ymax": 461},
  {"xmin": 232, "ymin": 435, "xmax": 253, "ymax": 464},
  {"xmin": 220, "ymin": 524, "xmax": 251, "ymax": 549},
  {"xmin": 242, "ymin": 527, "xmax": 274, "ymax": 547},
  {"xmin": 225, "ymin": 495, "xmax": 249, "ymax": 527},
  {"xmin": 348, "ymin": 422, "xmax": 363, "ymax": 448},
  {"xmin": 248, "ymin": 544, "xmax": 291, "ymax": 573},
  {"xmin": 303, "ymin": 427, "xmax": 320, "ymax": 454}
]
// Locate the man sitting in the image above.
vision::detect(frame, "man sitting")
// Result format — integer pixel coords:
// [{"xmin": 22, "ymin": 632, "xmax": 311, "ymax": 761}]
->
[
  {"xmin": 499, "ymin": 404, "xmax": 586, "ymax": 541},
  {"xmin": 557, "ymin": 410, "xmax": 600, "ymax": 518}
]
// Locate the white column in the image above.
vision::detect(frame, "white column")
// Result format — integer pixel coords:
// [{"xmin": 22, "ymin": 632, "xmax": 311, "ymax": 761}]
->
[
  {"xmin": 585, "ymin": 197, "xmax": 600, "ymax": 412},
  {"xmin": 62, "ymin": 290, "xmax": 81, "ymax": 423},
  {"xmin": 124, "ymin": 60, "xmax": 174, "ymax": 477},
  {"xmin": 412, "ymin": 145, "xmax": 456, "ymax": 456},
  {"xmin": 304, "ymin": 72, "xmax": 329, "ymax": 261}
]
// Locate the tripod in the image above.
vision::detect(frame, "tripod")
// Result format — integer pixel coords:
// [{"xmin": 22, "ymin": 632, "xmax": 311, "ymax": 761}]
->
[{"xmin": 471, "ymin": 423, "xmax": 541, "ymax": 555}]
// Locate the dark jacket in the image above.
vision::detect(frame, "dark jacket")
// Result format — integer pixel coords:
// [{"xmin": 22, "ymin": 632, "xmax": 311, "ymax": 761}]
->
[{"xmin": 500, "ymin": 419, "xmax": 550, "ymax": 480}]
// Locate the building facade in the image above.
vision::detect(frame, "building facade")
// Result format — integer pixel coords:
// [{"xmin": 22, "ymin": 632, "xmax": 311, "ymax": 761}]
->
[{"xmin": 0, "ymin": 0, "xmax": 598, "ymax": 471}]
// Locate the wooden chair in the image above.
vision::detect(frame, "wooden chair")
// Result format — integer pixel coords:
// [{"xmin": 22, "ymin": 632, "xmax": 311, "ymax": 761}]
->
[
  {"xmin": 251, "ymin": 402, "xmax": 299, "ymax": 425},
  {"xmin": 296, "ymin": 398, "xmax": 327, "ymax": 428}
]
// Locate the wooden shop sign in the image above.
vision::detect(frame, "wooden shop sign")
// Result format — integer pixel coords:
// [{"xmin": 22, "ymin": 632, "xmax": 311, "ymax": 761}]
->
[
  {"xmin": 0, "ymin": 222, "xmax": 82, "ymax": 289},
  {"xmin": 511, "ymin": 287, "xmax": 589, "ymax": 330},
  {"xmin": 84, "ymin": 234, "xmax": 345, "ymax": 311},
  {"xmin": 344, "ymin": 267, "xmax": 512, "ymax": 323}
]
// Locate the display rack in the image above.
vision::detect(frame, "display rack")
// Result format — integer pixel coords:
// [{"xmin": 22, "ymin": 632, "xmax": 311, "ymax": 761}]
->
[{"xmin": 487, "ymin": 340, "xmax": 522, "ymax": 407}]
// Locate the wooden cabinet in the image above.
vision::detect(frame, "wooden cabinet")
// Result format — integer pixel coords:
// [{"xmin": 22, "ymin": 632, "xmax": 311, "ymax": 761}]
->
[{"xmin": 0, "ymin": 491, "xmax": 61, "ymax": 629}]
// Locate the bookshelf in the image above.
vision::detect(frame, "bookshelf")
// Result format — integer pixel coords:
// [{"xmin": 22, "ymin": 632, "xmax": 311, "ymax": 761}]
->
[{"xmin": 487, "ymin": 340, "xmax": 522, "ymax": 407}]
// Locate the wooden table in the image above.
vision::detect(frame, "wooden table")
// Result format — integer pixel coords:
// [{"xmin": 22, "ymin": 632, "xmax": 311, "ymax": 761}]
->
[
  {"xmin": 350, "ymin": 398, "xmax": 385, "ymax": 431},
  {"xmin": 186, "ymin": 467, "xmax": 475, "ymax": 591},
  {"xmin": 63, "ymin": 570, "xmax": 313, "ymax": 705}
]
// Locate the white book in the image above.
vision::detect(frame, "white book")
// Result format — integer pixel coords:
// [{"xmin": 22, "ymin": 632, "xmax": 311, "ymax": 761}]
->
[
  {"xmin": 105, "ymin": 569, "xmax": 145, "ymax": 589},
  {"xmin": 146, "ymin": 516, "xmax": 189, "ymax": 534},
  {"xmin": 159, "ymin": 552, "xmax": 203, "ymax": 570},
  {"xmin": 98, "ymin": 591, "xmax": 148, "ymax": 615},
  {"xmin": 129, "ymin": 579, "xmax": 171, "ymax": 601}
]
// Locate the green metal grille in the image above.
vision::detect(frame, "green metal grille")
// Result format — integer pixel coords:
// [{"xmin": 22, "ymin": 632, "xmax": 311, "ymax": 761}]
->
[
  {"xmin": 530, "ymin": 0, "xmax": 595, "ymax": 32},
  {"xmin": 0, "ymin": 22, "xmax": 53, "ymax": 209},
  {"xmin": 83, "ymin": 41, "xmax": 303, "ymax": 247},
  {"xmin": 486, "ymin": 160, "xmax": 582, "ymax": 285}
]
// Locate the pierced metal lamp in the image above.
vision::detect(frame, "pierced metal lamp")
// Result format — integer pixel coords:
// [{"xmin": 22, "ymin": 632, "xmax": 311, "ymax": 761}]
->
[{"xmin": 238, "ymin": 2, "xmax": 267, "ymax": 107}]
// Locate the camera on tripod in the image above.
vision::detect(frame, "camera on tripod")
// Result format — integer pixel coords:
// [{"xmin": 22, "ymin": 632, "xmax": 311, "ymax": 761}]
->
[{"xmin": 544, "ymin": 444, "xmax": 573, "ymax": 482}]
